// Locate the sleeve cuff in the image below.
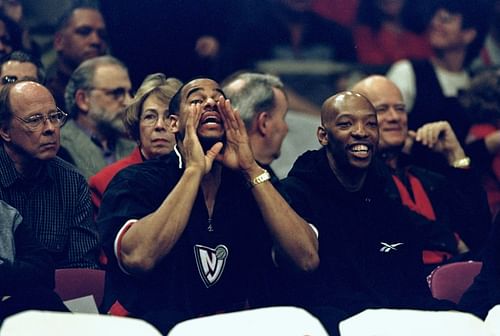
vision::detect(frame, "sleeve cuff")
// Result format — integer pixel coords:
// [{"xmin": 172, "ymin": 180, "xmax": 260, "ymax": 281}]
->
[{"xmin": 113, "ymin": 219, "xmax": 138, "ymax": 274}]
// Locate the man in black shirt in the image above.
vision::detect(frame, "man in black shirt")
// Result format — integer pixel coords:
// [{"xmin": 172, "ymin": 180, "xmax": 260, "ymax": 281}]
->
[
  {"xmin": 98, "ymin": 78, "xmax": 318, "ymax": 333},
  {"xmin": 281, "ymin": 91, "xmax": 451, "ymax": 334}
]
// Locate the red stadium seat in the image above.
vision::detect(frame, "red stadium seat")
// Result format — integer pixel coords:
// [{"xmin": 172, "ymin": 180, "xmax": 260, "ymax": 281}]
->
[
  {"xmin": 427, "ymin": 261, "xmax": 483, "ymax": 304},
  {"xmin": 54, "ymin": 268, "xmax": 105, "ymax": 309}
]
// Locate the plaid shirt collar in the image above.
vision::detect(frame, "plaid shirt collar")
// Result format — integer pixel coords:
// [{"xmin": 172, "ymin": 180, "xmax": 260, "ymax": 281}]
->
[{"xmin": 0, "ymin": 144, "xmax": 53, "ymax": 188}]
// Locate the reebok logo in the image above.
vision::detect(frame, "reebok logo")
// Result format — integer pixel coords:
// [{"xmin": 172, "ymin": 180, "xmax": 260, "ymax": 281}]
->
[
  {"xmin": 379, "ymin": 242, "xmax": 404, "ymax": 253},
  {"xmin": 194, "ymin": 244, "xmax": 229, "ymax": 288}
]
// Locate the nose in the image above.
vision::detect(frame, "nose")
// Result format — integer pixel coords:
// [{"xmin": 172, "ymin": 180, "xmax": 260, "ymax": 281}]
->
[
  {"xmin": 42, "ymin": 117, "xmax": 56, "ymax": 134},
  {"xmin": 88, "ymin": 30, "xmax": 103, "ymax": 45},
  {"xmin": 154, "ymin": 115, "xmax": 168, "ymax": 129},
  {"xmin": 387, "ymin": 107, "xmax": 401, "ymax": 121},
  {"xmin": 351, "ymin": 122, "xmax": 368, "ymax": 138},
  {"xmin": 205, "ymin": 97, "xmax": 217, "ymax": 107}
]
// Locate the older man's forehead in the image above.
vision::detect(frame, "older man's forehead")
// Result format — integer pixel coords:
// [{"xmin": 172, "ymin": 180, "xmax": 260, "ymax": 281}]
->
[{"xmin": 10, "ymin": 82, "xmax": 56, "ymax": 111}]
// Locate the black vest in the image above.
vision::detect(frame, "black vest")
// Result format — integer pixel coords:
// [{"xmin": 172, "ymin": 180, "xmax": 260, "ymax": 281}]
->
[{"xmin": 409, "ymin": 60, "xmax": 472, "ymax": 173}]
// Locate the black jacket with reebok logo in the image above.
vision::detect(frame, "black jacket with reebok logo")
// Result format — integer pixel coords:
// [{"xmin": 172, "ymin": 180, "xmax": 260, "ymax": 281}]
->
[{"xmin": 280, "ymin": 148, "xmax": 451, "ymax": 315}]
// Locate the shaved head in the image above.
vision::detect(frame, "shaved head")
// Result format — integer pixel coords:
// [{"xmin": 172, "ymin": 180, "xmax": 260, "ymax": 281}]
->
[
  {"xmin": 318, "ymin": 90, "xmax": 379, "ymax": 180},
  {"xmin": 321, "ymin": 90, "xmax": 375, "ymax": 126}
]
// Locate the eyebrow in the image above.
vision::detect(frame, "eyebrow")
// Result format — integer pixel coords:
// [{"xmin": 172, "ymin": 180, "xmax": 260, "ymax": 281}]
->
[{"xmin": 185, "ymin": 87, "xmax": 226, "ymax": 100}]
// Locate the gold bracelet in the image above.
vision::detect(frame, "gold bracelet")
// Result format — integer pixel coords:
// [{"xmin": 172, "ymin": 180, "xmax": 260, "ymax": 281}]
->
[
  {"xmin": 248, "ymin": 170, "xmax": 271, "ymax": 188},
  {"xmin": 451, "ymin": 157, "xmax": 471, "ymax": 169}
]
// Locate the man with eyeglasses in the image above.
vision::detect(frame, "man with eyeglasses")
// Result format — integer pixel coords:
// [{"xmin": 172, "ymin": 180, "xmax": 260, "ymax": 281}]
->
[
  {"xmin": 0, "ymin": 80, "xmax": 99, "ymax": 269},
  {"xmin": 61, "ymin": 55, "xmax": 136, "ymax": 179},
  {"xmin": 46, "ymin": 2, "xmax": 108, "ymax": 109}
]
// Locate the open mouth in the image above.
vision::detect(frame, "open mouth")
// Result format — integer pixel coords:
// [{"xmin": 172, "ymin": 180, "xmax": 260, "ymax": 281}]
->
[
  {"xmin": 200, "ymin": 111, "xmax": 222, "ymax": 125},
  {"xmin": 348, "ymin": 143, "xmax": 372, "ymax": 158}
]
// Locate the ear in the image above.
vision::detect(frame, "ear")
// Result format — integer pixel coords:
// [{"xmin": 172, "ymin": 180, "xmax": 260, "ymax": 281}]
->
[
  {"xmin": 317, "ymin": 125, "xmax": 328, "ymax": 146},
  {"xmin": 75, "ymin": 89, "xmax": 90, "ymax": 114},
  {"xmin": 169, "ymin": 115, "xmax": 179, "ymax": 133},
  {"xmin": 462, "ymin": 28, "xmax": 477, "ymax": 45},
  {"xmin": 54, "ymin": 31, "xmax": 64, "ymax": 52},
  {"xmin": 0, "ymin": 124, "xmax": 11, "ymax": 143},
  {"xmin": 255, "ymin": 111, "xmax": 269, "ymax": 136}
]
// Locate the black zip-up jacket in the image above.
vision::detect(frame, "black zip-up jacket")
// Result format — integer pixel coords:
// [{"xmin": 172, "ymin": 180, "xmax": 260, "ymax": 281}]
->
[{"xmin": 280, "ymin": 148, "xmax": 448, "ymax": 315}]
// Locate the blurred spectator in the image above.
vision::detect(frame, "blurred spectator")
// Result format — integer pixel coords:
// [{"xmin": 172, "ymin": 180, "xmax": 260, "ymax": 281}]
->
[
  {"xmin": 0, "ymin": 50, "xmax": 44, "ymax": 87},
  {"xmin": 472, "ymin": 0, "xmax": 500, "ymax": 70},
  {"xmin": 387, "ymin": 0, "xmax": 492, "ymax": 173},
  {"xmin": 0, "ymin": 12, "xmax": 21, "ymax": 58},
  {"xmin": 46, "ymin": 2, "xmax": 108, "ymax": 109},
  {"xmin": 0, "ymin": 0, "xmax": 40, "ymax": 57},
  {"xmin": 89, "ymin": 73, "xmax": 181, "ymax": 212},
  {"xmin": 219, "ymin": 0, "xmax": 356, "ymax": 78},
  {"xmin": 461, "ymin": 68, "xmax": 500, "ymax": 217},
  {"xmin": 354, "ymin": 0, "xmax": 432, "ymax": 66},
  {"xmin": 99, "ymin": 0, "xmax": 230, "ymax": 86},
  {"xmin": 219, "ymin": 0, "xmax": 357, "ymax": 116},
  {"xmin": 0, "ymin": 0, "xmax": 21, "ymax": 22},
  {"xmin": 311, "ymin": 0, "xmax": 359, "ymax": 27},
  {"xmin": 62, "ymin": 55, "xmax": 135, "ymax": 179}
]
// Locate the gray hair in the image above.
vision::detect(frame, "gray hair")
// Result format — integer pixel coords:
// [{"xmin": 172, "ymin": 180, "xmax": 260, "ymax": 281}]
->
[
  {"xmin": 64, "ymin": 55, "xmax": 128, "ymax": 117},
  {"xmin": 223, "ymin": 73, "xmax": 285, "ymax": 128}
]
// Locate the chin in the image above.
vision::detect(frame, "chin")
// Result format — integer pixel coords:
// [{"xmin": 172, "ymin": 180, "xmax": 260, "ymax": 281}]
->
[
  {"xmin": 37, "ymin": 152, "xmax": 57, "ymax": 161},
  {"xmin": 349, "ymin": 158, "xmax": 372, "ymax": 170},
  {"xmin": 154, "ymin": 149, "xmax": 172, "ymax": 158},
  {"xmin": 199, "ymin": 135, "xmax": 224, "ymax": 151}
]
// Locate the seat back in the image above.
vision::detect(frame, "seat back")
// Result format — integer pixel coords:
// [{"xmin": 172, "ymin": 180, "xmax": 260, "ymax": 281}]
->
[
  {"xmin": 0, "ymin": 311, "xmax": 162, "ymax": 336},
  {"xmin": 54, "ymin": 268, "xmax": 105, "ymax": 309},
  {"xmin": 427, "ymin": 261, "xmax": 483, "ymax": 304},
  {"xmin": 168, "ymin": 306, "xmax": 328, "ymax": 336}
]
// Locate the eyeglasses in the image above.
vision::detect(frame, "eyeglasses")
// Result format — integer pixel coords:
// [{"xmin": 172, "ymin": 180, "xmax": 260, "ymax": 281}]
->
[
  {"xmin": 90, "ymin": 87, "xmax": 134, "ymax": 101},
  {"xmin": 13, "ymin": 108, "xmax": 68, "ymax": 131},
  {"xmin": 140, "ymin": 111, "xmax": 170, "ymax": 127},
  {"xmin": 1, "ymin": 75, "xmax": 17, "ymax": 85}
]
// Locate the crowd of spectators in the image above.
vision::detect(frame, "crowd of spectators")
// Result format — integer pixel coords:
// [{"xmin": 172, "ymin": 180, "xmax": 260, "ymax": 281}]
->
[{"xmin": 1, "ymin": 0, "xmax": 500, "ymax": 335}]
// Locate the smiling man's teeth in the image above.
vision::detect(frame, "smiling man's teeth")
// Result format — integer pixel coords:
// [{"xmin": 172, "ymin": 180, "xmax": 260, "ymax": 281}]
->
[{"xmin": 351, "ymin": 144, "xmax": 369, "ymax": 152}]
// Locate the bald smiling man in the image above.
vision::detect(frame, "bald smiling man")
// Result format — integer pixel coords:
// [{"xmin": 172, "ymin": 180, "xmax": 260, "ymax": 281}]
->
[{"xmin": 280, "ymin": 91, "xmax": 453, "ymax": 335}]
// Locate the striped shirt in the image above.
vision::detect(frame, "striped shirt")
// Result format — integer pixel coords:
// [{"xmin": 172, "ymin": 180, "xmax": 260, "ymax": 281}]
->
[{"xmin": 0, "ymin": 145, "xmax": 99, "ymax": 269}]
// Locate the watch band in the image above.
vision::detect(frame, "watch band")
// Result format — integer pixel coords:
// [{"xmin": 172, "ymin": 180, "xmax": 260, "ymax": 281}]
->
[
  {"xmin": 451, "ymin": 157, "xmax": 471, "ymax": 169},
  {"xmin": 249, "ymin": 170, "xmax": 271, "ymax": 188}
]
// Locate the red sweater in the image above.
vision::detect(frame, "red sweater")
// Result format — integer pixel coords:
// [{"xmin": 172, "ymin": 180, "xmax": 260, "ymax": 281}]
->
[{"xmin": 89, "ymin": 147, "xmax": 143, "ymax": 211}]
